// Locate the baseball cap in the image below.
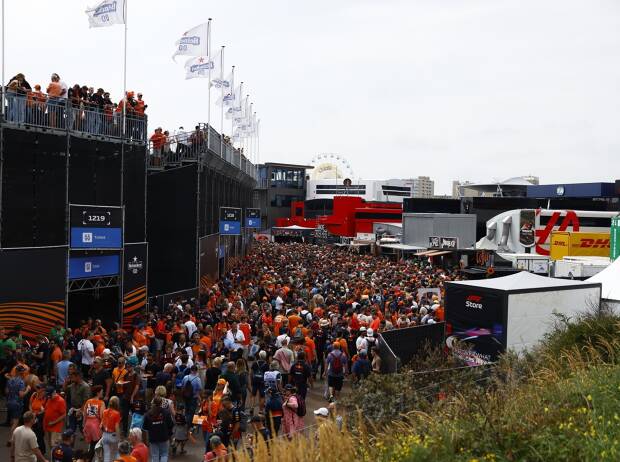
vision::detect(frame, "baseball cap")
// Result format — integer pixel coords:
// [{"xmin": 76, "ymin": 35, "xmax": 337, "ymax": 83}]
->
[
  {"xmin": 313, "ymin": 407, "xmax": 329, "ymax": 417},
  {"xmin": 62, "ymin": 429, "xmax": 74, "ymax": 439}
]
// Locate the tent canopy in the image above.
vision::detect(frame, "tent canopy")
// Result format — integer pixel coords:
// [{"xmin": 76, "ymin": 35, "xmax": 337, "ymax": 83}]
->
[
  {"xmin": 271, "ymin": 225, "xmax": 315, "ymax": 230},
  {"xmin": 588, "ymin": 258, "xmax": 620, "ymax": 301},
  {"xmin": 449, "ymin": 270, "xmax": 598, "ymax": 292}
]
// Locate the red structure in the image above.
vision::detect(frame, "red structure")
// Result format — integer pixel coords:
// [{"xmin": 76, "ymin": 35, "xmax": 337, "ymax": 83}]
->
[{"xmin": 275, "ymin": 196, "xmax": 402, "ymax": 237}]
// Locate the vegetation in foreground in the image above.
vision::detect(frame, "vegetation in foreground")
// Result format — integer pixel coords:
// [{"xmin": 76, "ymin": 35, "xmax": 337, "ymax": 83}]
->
[{"xmin": 232, "ymin": 310, "xmax": 620, "ymax": 461}]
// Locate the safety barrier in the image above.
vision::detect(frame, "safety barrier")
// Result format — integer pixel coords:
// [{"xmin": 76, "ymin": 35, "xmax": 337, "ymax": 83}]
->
[
  {"xmin": 147, "ymin": 123, "xmax": 258, "ymax": 180},
  {"xmin": 2, "ymin": 91, "xmax": 147, "ymax": 142}
]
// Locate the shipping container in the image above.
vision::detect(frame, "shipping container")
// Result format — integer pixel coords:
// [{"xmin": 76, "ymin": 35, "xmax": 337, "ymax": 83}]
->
[{"xmin": 549, "ymin": 231, "xmax": 610, "ymax": 260}]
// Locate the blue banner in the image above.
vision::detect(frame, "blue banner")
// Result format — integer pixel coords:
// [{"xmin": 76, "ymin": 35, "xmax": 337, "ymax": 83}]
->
[
  {"xmin": 69, "ymin": 255, "xmax": 120, "ymax": 279},
  {"xmin": 245, "ymin": 217, "xmax": 261, "ymax": 228},
  {"xmin": 70, "ymin": 227, "xmax": 122, "ymax": 249},
  {"xmin": 219, "ymin": 221, "xmax": 241, "ymax": 235}
]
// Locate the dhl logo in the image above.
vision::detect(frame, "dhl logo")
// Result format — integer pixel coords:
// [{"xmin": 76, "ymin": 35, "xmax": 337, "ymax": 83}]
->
[
  {"xmin": 535, "ymin": 210, "xmax": 580, "ymax": 255},
  {"xmin": 552, "ymin": 240, "xmax": 567, "ymax": 247},
  {"xmin": 579, "ymin": 238, "xmax": 610, "ymax": 248}
]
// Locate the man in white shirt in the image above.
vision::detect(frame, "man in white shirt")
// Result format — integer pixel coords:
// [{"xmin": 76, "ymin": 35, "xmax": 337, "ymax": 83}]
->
[
  {"xmin": 355, "ymin": 327, "xmax": 368, "ymax": 353},
  {"xmin": 77, "ymin": 333, "xmax": 95, "ymax": 377},
  {"xmin": 11, "ymin": 411, "xmax": 48, "ymax": 462},
  {"xmin": 183, "ymin": 315, "xmax": 197, "ymax": 339},
  {"xmin": 224, "ymin": 322, "xmax": 245, "ymax": 351},
  {"xmin": 274, "ymin": 292, "xmax": 284, "ymax": 311}
]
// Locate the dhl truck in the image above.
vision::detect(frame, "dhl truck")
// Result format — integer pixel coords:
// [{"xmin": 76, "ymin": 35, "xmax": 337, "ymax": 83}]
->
[{"xmin": 549, "ymin": 232, "xmax": 610, "ymax": 260}]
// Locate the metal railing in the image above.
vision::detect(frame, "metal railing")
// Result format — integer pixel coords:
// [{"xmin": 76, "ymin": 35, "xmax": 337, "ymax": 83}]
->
[
  {"xmin": 2, "ymin": 91, "xmax": 147, "ymax": 142},
  {"xmin": 147, "ymin": 123, "xmax": 258, "ymax": 180}
]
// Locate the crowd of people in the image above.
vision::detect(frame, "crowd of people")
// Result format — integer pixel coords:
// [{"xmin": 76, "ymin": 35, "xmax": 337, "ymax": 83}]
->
[
  {"xmin": 149, "ymin": 126, "xmax": 207, "ymax": 166},
  {"xmin": 3, "ymin": 72, "xmax": 147, "ymax": 139},
  {"xmin": 1, "ymin": 242, "xmax": 461, "ymax": 462}
]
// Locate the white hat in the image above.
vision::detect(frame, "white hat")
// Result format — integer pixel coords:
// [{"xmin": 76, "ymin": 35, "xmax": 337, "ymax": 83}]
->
[
  {"xmin": 359, "ymin": 326, "xmax": 367, "ymax": 332},
  {"xmin": 313, "ymin": 407, "xmax": 329, "ymax": 417},
  {"xmin": 367, "ymin": 328, "xmax": 374, "ymax": 337},
  {"xmin": 102, "ymin": 349, "xmax": 111, "ymax": 355}
]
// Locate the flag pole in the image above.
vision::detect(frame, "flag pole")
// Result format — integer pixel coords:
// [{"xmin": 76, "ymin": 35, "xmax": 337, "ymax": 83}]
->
[
  {"xmin": 1, "ymin": 0, "xmax": 5, "ymax": 118},
  {"xmin": 206, "ymin": 18, "xmax": 212, "ymax": 150},
  {"xmin": 234, "ymin": 81, "xmax": 243, "ymax": 148},
  {"xmin": 122, "ymin": 0, "xmax": 128, "ymax": 138},
  {"xmin": 257, "ymin": 118, "xmax": 260, "ymax": 164},
  {"xmin": 219, "ymin": 45, "xmax": 225, "ymax": 152},
  {"xmin": 253, "ymin": 111, "xmax": 257, "ymax": 163},
  {"xmin": 248, "ymin": 103, "xmax": 253, "ymax": 161}
]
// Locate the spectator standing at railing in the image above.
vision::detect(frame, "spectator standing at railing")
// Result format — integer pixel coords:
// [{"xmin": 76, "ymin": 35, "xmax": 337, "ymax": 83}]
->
[
  {"xmin": 190, "ymin": 125, "xmax": 205, "ymax": 151},
  {"xmin": 26, "ymin": 84, "xmax": 46, "ymax": 124},
  {"xmin": 103, "ymin": 92, "xmax": 114, "ymax": 134},
  {"xmin": 163, "ymin": 130, "xmax": 171, "ymax": 156},
  {"xmin": 135, "ymin": 93, "xmax": 147, "ymax": 116},
  {"xmin": 175, "ymin": 126, "xmax": 188, "ymax": 157},
  {"xmin": 90, "ymin": 88, "xmax": 105, "ymax": 135},
  {"xmin": 6, "ymin": 73, "xmax": 28, "ymax": 123},
  {"xmin": 150, "ymin": 128, "xmax": 166, "ymax": 166},
  {"xmin": 45, "ymin": 75, "xmax": 63, "ymax": 127}
]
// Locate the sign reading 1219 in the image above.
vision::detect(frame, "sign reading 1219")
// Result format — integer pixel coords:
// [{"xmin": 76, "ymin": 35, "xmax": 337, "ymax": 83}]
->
[{"xmin": 70, "ymin": 205, "xmax": 123, "ymax": 249}]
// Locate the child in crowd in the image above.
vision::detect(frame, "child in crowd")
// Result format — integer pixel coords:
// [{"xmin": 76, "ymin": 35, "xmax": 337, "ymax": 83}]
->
[{"xmin": 171, "ymin": 402, "xmax": 189, "ymax": 455}]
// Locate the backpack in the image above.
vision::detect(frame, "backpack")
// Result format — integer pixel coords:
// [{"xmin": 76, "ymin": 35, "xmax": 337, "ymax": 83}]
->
[
  {"xmin": 330, "ymin": 351, "xmax": 343, "ymax": 375},
  {"xmin": 294, "ymin": 394, "xmax": 306, "ymax": 417},
  {"xmin": 291, "ymin": 362, "xmax": 306, "ymax": 383},
  {"xmin": 266, "ymin": 391, "xmax": 283, "ymax": 412},
  {"xmin": 175, "ymin": 366, "xmax": 188, "ymax": 388},
  {"xmin": 182, "ymin": 376, "xmax": 195, "ymax": 399},
  {"xmin": 236, "ymin": 406, "xmax": 248, "ymax": 433},
  {"xmin": 253, "ymin": 360, "xmax": 267, "ymax": 381},
  {"xmin": 263, "ymin": 370, "xmax": 280, "ymax": 390}
]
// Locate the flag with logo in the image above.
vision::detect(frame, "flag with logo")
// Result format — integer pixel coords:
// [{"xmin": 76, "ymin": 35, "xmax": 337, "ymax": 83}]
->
[
  {"xmin": 212, "ymin": 71, "xmax": 232, "ymax": 89},
  {"xmin": 173, "ymin": 23, "xmax": 209, "ymax": 61},
  {"xmin": 85, "ymin": 0, "xmax": 126, "ymax": 27},
  {"xmin": 184, "ymin": 56, "xmax": 214, "ymax": 80}
]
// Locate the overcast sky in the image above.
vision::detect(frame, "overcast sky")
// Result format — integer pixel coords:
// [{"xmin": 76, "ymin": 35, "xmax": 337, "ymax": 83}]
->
[{"xmin": 4, "ymin": 0, "xmax": 620, "ymax": 193}]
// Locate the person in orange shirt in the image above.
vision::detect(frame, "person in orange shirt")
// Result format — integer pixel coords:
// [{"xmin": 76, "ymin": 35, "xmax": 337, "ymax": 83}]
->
[
  {"xmin": 304, "ymin": 332, "xmax": 316, "ymax": 366},
  {"xmin": 43, "ymin": 386, "xmax": 66, "ymax": 451},
  {"xmin": 199, "ymin": 330, "xmax": 213, "ymax": 356},
  {"xmin": 112, "ymin": 357, "xmax": 129, "ymax": 395},
  {"xmin": 117, "ymin": 442, "xmax": 138, "ymax": 462},
  {"xmin": 149, "ymin": 127, "xmax": 166, "ymax": 164},
  {"xmin": 141, "ymin": 323, "xmax": 155, "ymax": 347},
  {"xmin": 49, "ymin": 340, "xmax": 63, "ymax": 373},
  {"xmin": 132, "ymin": 329, "xmax": 147, "ymax": 349},
  {"xmin": 134, "ymin": 93, "xmax": 147, "ymax": 116},
  {"xmin": 435, "ymin": 305, "xmax": 445, "ymax": 322},
  {"xmin": 199, "ymin": 389, "xmax": 219, "ymax": 451},
  {"xmin": 239, "ymin": 316, "xmax": 252, "ymax": 348},
  {"xmin": 287, "ymin": 311, "xmax": 302, "ymax": 334},
  {"xmin": 205, "ymin": 435, "xmax": 227, "ymax": 461},
  {"xmin": 101, "ymin": 396, "xmax": 122, "ymax": 462},
  {"xmin": 82, "ymin": 385, "xmax": 105, "ymax": 452}
]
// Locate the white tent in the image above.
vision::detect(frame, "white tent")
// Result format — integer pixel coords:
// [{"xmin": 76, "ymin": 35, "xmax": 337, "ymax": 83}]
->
[{"xmin": 588, "ymin": 258, "xmax": 620, "ymax": 308}]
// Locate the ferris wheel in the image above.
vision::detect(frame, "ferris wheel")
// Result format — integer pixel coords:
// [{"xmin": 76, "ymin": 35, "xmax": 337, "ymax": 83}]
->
[{"xmin": 309, "ymin": 153, "xmax": 355, "ymax": 181}]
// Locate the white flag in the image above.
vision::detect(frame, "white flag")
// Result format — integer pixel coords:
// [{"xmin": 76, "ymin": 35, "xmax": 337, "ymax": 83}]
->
[
  {"xmin": 85, "ymin": 0, "xmax": 125, "ymax": 27},
  {"xmin": 173, "ymin": 23, "xmax": 209, "ymax": 61},
  {"xmin": 216, "ymin": 90, "xmax": 235, "ymax": 107},
  {"xmin": 184, "ymin": 56, "xmax": 214, "ymax": 80},
  {"xmin": 212, "ymin": 71, "xmax": 232, "ymax": 89}
]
